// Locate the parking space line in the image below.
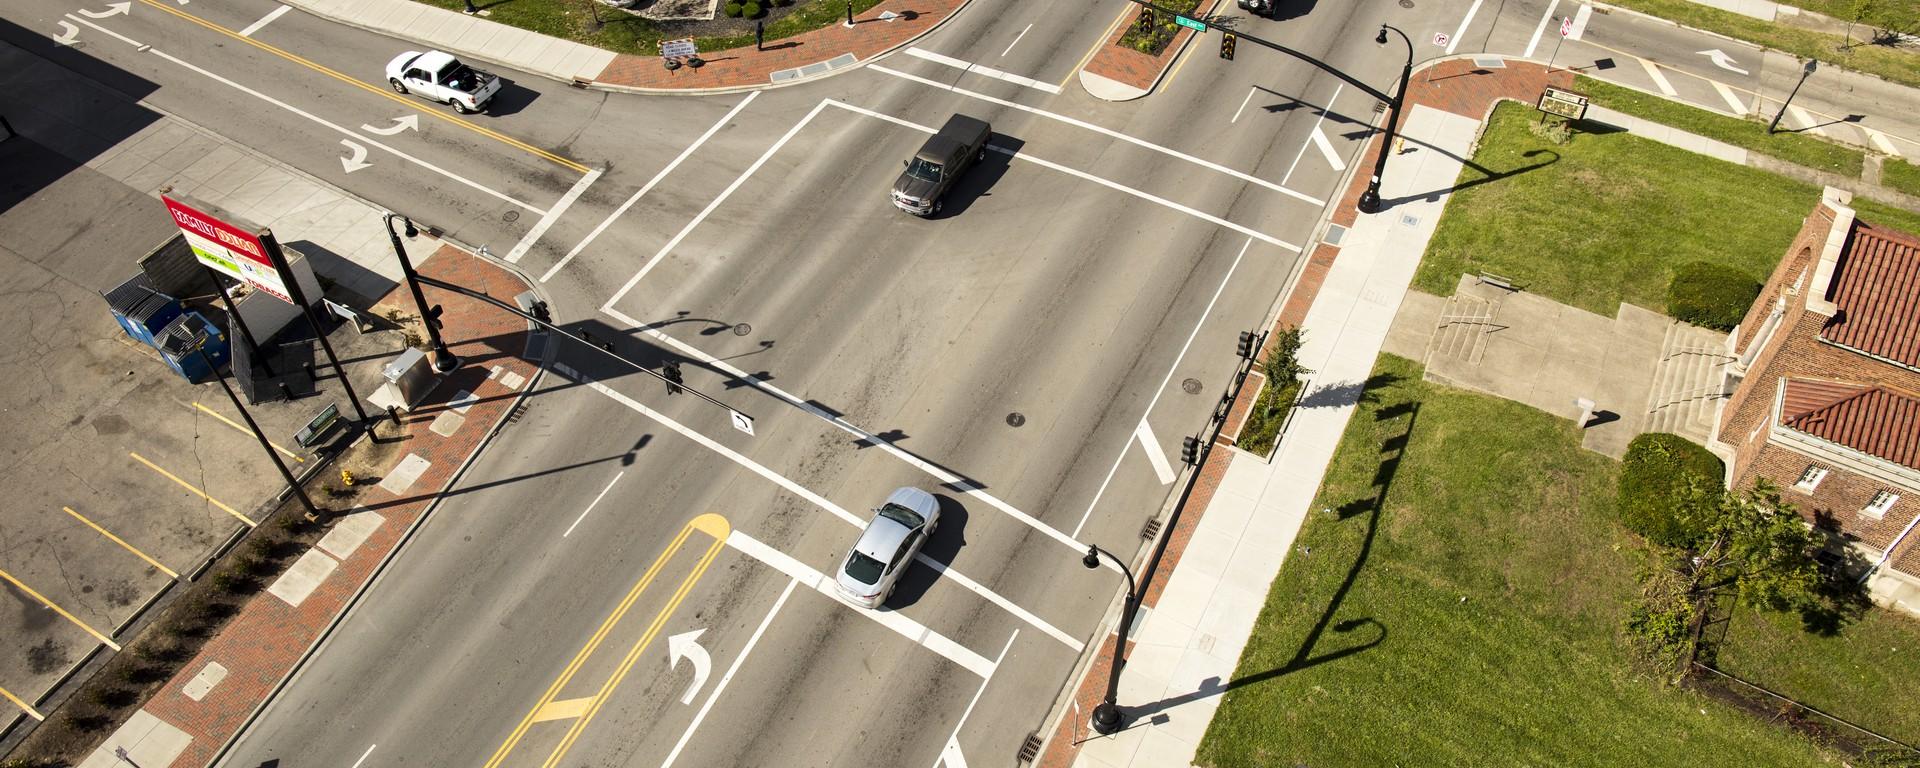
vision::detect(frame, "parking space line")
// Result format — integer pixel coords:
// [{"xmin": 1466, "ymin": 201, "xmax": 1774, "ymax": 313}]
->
[
  {"xmin": 905, "ymin": 48, "xmax": 1062, "ymax": 94},
  {"xmin": 1638, "ymin": 57, "xmax": 1678, "ymax": 96},
  {"xmin": 1003, "ymin": 23, "xmax": 1032, "ymax": 57},
  {"xmin": 1710, "ymin": 80, "xmax": 1747, "ymax": 115},
  {"xmin": 194, "ymin": 401, "xmax": 303, "ymax": 462},
  {"xmin": 62, "ymin": 506, "xmax": 180, "ymax": 579},
  {"xmin": 237, "ymin": 4, "xmax": 289, "ymax": 37},
  {"xmin": 1073, "ymin": 237, "xmax": 1252, "ymax": 539},
  {"xmin": 1231, "ymin": 86, "xmax": 1255, "ymax": 124},
  {"xmin": 1309, "ymin": 125, "xmax": 1347, "ymax": 172},
  {"xmin": 564, "ymin": 369, "xmax": 1087, "ymax": 649},
  {"xmin": 1134, "ymin": 421, "xmax": 1176, "ymax": 485},
  {"xmin": 1789, "ymin": 105, "xmax": 1824, "ymax": 136},
  {"xmin": 1281, "ymin": 83, "xmax": 1345, "ymax": 186},
  {"xmin": 1868, "ymin": 129, "xmax": 1903, "ymax": 157},
  {"xmin": 0, "ymin": 683, "xmax": 44, "ymax": 721},
  {"xmin": 662, "ymin": 577, "xmax": 797, "ymax": 768},
  {"xmin": 1523, "ymin": 0, "xmax": 1560, "ymax": 58},
  {"xmin": 871, "ymin": 65, "xmax": 1326, "ymax": 206},
  {"xmin": 0, "ymin": 567, "xmax": 121, "ymax": 650},
  {"xmin": 129, "ymin": 451, "xmax": 256, "ymax": 527},
  {"xmin": 562, "ymin": 471, "xmax": 623, "ymax": 538},
  {"xmin": 541, "ymin": 92, "xmax": 759, "ymax": 283},
  {"xmin": 725, "ymin": 531, "xmax": 995, "ymax": 678},
  {"xmin": 507, "ymin": 167, "xmax": 603, "ymax": 263},
  {"xmin": 933, "ymin": 630, "xmax": 1018, "ymax": 768}
]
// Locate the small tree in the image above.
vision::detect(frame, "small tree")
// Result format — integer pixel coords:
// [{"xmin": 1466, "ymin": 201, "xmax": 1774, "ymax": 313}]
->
[
  {"xmin": 1846, "ymin": 0, "xmax": 1877, "ymax": 49},
  {"xmin": 1264, "ymin": 326, "xmax": 1308, "ymax": 383}
]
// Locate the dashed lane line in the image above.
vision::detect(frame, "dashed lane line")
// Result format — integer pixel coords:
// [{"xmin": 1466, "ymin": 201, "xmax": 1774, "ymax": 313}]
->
[
  {"xmin": 236, "ymin": 4, "xmax": 289, "ymax": 37},
  {"xmin": 905, "ymin": 47, "xmax": 1062, "ymax": 94},
  {"xmin": 506, "ymin": 167, "xmax": 602, "ymax": 263}
]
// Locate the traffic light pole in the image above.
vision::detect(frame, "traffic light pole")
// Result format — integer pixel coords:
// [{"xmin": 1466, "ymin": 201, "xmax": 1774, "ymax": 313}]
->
[
  {"xmin": 1358, "ymin": 26, "xmax": 1413, "ymax": 214},
  {"xmin": 384, "ymin": 214, "xmax": 459, "ymax": 373}
]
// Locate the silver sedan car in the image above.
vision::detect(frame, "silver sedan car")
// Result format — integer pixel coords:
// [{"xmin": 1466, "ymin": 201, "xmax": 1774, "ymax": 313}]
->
[{"xmin": 834, "ymin": 487, "xmax": 941, "ymax": 608}]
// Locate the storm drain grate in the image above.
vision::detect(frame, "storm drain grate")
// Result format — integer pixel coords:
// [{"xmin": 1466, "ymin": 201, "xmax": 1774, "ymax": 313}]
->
[
  {"xmin": 1140, "ymin": 517, "xmax": 1163, "ymax": 541},
  {"xmin": 1017, "ymin": 732, "xmax": 1043, "ymax": 763}
]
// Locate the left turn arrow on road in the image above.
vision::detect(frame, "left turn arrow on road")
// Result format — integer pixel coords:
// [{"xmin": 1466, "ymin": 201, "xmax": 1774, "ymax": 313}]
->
[{"xmin": 667, "ymin": 628, "xmax": 712, "ymax": 705}]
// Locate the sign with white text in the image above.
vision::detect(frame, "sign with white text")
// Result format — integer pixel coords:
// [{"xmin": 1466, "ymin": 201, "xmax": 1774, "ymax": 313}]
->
[{"xmin": 161, "ymin": 194, "xmax": 291, "ymax": 304}]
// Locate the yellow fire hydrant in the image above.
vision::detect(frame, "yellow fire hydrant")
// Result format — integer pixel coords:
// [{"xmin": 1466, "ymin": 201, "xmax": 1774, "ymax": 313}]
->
[{"xmin": 341, "ymin": 468, "xmax": 356, "ymax": 487}]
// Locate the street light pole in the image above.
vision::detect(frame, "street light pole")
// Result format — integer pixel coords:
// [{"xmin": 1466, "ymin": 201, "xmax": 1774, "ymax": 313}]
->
[
  {"xmin": 1083, "ymin": 545, "xmax": 1139, "ymax": 735},
  {"xmin": 1768, "ymin": 58, "xmax": 1819, "ymax": 134},
  {"xmin": 1357, "ymin": 24, "xmax": 1413, "ymax": 215},
  {"xmin": 383, "ymin": 214, "xmax": 459, "ymax": 373}
]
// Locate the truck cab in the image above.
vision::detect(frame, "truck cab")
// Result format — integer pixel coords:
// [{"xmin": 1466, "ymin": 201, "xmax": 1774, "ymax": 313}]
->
[
  {"xmin": 386, "ymin": 50, "xmax": 502, "ymax": 115},
  {"xmin": 891, "ymin": 114, "xmax": 992, "ymax": 217}
]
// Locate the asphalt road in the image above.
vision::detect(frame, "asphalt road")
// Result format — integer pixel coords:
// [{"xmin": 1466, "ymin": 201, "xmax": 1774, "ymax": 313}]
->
[{"xmin": 3, "ymin": 0, "xmax": 1912, "ymax": 760}]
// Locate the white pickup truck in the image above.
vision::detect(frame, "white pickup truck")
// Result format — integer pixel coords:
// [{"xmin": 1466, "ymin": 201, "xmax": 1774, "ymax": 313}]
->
[{"xmin": 385, "ymin": 50, "xmax": 501, "ymax": 114}]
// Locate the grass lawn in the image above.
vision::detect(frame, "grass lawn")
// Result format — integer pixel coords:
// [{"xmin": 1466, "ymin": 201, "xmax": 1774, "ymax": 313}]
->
[
  {"xmin": 1194, "ymin": 355, "xmax": 1837, "ymax": 767},
  {"xmin": 1857, "ymin": 197, "xmax": 1920, "ymax": 236},
  {"xmin": 1715, "ymin": 603, "xmax": 1920, "ymax": 745},
  {"xmin": 1412, "ymin": 102, "xmax": 1818, "ymax": 317},
  {"xmin": 1882, "ymin": 157, "xmax": 1920, "ymax": 198},
  {"xmin": 1575, "ymin": 76, "xmax": 1865, "ymax": 177},
  {"xmin": 1600, "ymin": 0, "xmax": 1920, "ymax": 90},
  {"xmin": 1761, "ymin": 0, "xmax": 1920, "ymax": 37},
  {"xmin": 409, "ymin": 0, "xmax": 884, "ymax": 57}
]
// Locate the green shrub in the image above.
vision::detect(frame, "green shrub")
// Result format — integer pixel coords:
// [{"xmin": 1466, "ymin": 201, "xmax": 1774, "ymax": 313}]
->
[
  {"xmin": 1618, "ymin": 433, "xmax": 1724, "ymax": 548},
  {"xmin": 1666, "ymin": 261, "xmax": 1760, "ymax": 331},
  {"xmin": 743, "ymin": 1, "xmax": 761, "ymax": 16},
  {"xmin": 723, "ymin": 1, "xmax": 742, "ymax": 16}
]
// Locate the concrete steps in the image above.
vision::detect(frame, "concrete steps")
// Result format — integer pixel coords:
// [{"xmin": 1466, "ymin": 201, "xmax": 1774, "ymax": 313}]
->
[
  {"xmin": 1426, "ymin": 292, "xmax": 1500, "ymax": 368},
  {"xmin": 1644, "ymin": 320, "xmax": 1733, "ymax": 445}
]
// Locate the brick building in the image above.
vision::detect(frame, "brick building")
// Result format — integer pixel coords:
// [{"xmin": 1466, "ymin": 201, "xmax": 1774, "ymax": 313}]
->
[{"xmin": 1710, "ymin": 189, "xmax": 1920, "ymax": 614}]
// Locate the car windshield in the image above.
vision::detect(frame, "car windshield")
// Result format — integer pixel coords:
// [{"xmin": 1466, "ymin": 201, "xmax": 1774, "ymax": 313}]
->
[
  {"xmin": 905, "ymin": 158, "xmax": 942, "ymax": 183},
  {"xmin": 876, "ymin": 502, "xmax": 924, "ymax": 529},
  {"xmin": 844, "ymin": 551, "xmax": 885, "ymax": 585}
]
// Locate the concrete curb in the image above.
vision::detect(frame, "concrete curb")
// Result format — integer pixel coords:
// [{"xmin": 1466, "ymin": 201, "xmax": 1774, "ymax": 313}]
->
[{"xmin": 1078, "ymin": 0, "xmax": 1227, "ymax": 103}]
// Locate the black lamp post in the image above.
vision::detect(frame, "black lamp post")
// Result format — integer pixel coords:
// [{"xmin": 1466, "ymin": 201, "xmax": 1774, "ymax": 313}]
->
[
  {"xmin": 1768, "ymin": 58, "xmax": 1818, "ymax": 134},
  {"xmin": 384, "ymin": 214, "xmax": 458, "ymax": 373},
  {"xmin": 1083, "ymin": 544, "xmax": 1139, "ymax": 735},
  {"xmin": 1357, "ymin": 24, "xmax": 1413, "ymax": 215}
]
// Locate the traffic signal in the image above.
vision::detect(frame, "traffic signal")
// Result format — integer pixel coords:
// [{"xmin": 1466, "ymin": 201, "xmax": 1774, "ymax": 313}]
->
[
  {"xmin": 1221, "ymin": 32, "xmax": 1236, "ymax": 61},
  {"xmin": 1181, "ymin": 436, "xmax": 1200, "ymax": 466},
  {"xmin": 1237, "ymin": 330, "xmax": 1258, "ymax": 359},
  {"xmin": 1137, "ymin": 6, "xmax": 1155, "ymax": 31},
  {"xmin": 663, "ymin": 361, "xmax": 684, "ymax": 395},
  {"xmin": 427, "ymin": 304, "xmax": 445, "ymax": 329},
  {"xmin": 530, "ymin": 300, "xmax": 551, "ymax": 323}
]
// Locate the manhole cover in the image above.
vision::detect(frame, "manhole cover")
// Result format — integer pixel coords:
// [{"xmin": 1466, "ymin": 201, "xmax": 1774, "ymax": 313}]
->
[
  {"xmin": 503, "ymin": 210, "xmax": 521, "ymax": 223},
  {"xmin": 732, "ymin": 323, "xmax": 752, "ymax": 336},
  {"xmin": 1006, "ymin": 412, "xmax": 1026, "ymax": 427},
  {"xmin": 1398, "ymin": 0, "xmax": 1414, "ymax": 6},
  {"xmin": 1181, "ymin": 378, "xmax": 1204, "ymax": 395}
]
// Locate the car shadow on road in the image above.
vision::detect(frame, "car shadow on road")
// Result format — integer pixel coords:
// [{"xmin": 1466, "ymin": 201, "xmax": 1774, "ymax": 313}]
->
[
  {"xmin": 884, "ymin": 494, "xmax": 970, "ymax": 610},
  {"xmin": 936, "ymin": 136, "xmax": 1023, "ymax": 219},
  {"xmin": 487, "ymin": 80, "xmax": 539, "ymax": 118}
]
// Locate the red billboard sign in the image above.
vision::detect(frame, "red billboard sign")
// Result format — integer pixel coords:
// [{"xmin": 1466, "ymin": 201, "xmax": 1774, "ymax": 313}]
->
[{"xmin": 162, "ymin": 194, "xmax": 291, "ymax": 304}]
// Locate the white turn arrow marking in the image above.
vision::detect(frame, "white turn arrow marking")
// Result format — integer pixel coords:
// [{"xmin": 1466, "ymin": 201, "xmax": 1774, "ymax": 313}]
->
[
  {"xmin": 53, "ymin": 20, "xmax": 79, "ymax": 44},
  {"xmin": 78, "ymin": 2, "xmax": 131, "ymax": 17},
  {"xmin": 338, "ymin": 139, "xmax": 372, "ymax": 173},
  {"xmin": 361, "ymin": 115, "xmax": 419, "ymax": 136},
  {"xmin": 667, "ymin": 628, "xmax": 711, "ymax": 705},
  {"xmin": 1697, "ymin": 49, "xmax": 1750, "ymax": 75}
]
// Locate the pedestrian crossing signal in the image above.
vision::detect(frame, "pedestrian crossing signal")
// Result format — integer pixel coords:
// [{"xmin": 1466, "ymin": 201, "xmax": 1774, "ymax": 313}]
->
[
  {"xmin": 1137, "ymin": 7, "xmax": 1155, "ymax": 31},
  {"xmin": 1221, "ymin": 32, "xmax": 1236, "ymax": 60}
]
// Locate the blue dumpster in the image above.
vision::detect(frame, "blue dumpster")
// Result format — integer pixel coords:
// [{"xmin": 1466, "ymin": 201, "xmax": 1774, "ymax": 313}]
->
[
  {"xmin": 156, "ymin": 312, "xmax": 228, "ymax": 383},
  {"xmin": 103, "ymin": 273, "xmax": 183, "ymax": 349}
]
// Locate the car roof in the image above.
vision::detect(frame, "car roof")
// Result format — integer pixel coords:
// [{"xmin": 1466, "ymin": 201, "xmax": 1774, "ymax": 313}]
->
[
  {"xmin": 914, "ymin": 137, "xmax": 963, "ymax": 164},
  {"xmin": 853, "ymin": 515, "xmax": 910, "ymax": 560},
  {"xmin": 414, "ymin": 50, "xmax": 457, "ymax": 72}
]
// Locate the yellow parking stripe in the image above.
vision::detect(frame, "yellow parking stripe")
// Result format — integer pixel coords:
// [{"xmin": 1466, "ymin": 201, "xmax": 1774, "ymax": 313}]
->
[
  {"xmin": 135, "ymin": 0, "xmax": 590, "ymax": 174},
  {"xmin": 0, "ymin": 567, "xmax": 121, "ymax": 651},
  {"xmin": 63, "ymin": 506, "xmax": 180, "ymax": 579},
  {"xmin": 0, "ymin": 683, "xmax": 45, "ymax": 721},
  {"xmin": 484, "ymin": 513, "xmax": 731, "ymax": 768},
  {"xmin": 194, "ymin": 402, "xmax": 304, "ymax": 462},
  {"xmin": 129, "ymin": 452, "xmax": 257, "ymax": 527}
]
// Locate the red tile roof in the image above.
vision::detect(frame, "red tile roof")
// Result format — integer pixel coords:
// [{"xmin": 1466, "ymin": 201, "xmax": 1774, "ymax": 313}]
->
[
  {"xmin": 1822, "ymin": 220, "xmax": 1920, "ymax": 368},
  {"xmin": 1780, "ymin": 378, "xmax": 1920, "ymax": 471}
]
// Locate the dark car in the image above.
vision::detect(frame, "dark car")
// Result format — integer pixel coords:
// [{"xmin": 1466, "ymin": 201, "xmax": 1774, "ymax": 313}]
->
[{"xmin": 891, "ymin": 114, "xmax": 992, "ymax": 216}]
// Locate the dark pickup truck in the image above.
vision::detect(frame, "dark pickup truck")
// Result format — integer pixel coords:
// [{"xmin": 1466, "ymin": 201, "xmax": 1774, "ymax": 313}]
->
[{"xmin": 891, "ymin": 114, "xmax": 992, "ymax": 216}]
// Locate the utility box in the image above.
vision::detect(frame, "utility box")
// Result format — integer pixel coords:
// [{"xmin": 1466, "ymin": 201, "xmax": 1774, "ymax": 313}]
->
[
  {"xmin": 103, "ymin": 273, "xmax": 184, "ymax": 349},
  {"xmin": 369, "ymin": 347, "xmax": 437, "ymax": 412}
]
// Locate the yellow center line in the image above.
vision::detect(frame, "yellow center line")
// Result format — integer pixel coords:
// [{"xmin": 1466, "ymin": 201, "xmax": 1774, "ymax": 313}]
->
[
  {"xmin": 0, "ymin": 683, "xmax": 45, "ymax": 721},
  {"xmin": 63, "ymin": 506, "xmax": 181, "ymax": 579},
  {"xmin": 135, "ymin": 0, "xmax": 590, "ymax": 174},
  {"xmin": 0, "ymin": 567, "xmax": 121, "ymax": 651},
  {"xmin": 1062, "ymin": 4, "xmax": 1137, "ymax": 90},
  {"xmin": 129, "ymin": 452, "xmax": 256, "ymax": 527},
  {"xmin": 483, "ymin": 513, "xmax": 730, "ymax": 768},
  {"xmin": 193, "ymin": 402, "xmax": 304, "ymax": 463}
]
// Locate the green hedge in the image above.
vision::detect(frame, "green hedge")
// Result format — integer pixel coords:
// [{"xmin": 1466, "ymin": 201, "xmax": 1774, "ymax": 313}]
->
[
  {"xmin": 1117, "ymin": 0, "xmax": 1200, "ymax": 56},
  {"xmin": 1618, "ymin": 433, "xmax": 1725, "ymax": 548},
  {"xmin": 1668, "ymin": 261, "xmax": 1761, "ymax": 331}
]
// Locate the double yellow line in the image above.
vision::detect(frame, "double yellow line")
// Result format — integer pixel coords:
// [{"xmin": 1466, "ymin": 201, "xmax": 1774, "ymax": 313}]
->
[
  {"xmin": 136, "ymin": 0, "xmax": 590, "ymax": 174},
  {"xmin": 484, "ymin": 513, "xmax": 730, "ymax": 768}
]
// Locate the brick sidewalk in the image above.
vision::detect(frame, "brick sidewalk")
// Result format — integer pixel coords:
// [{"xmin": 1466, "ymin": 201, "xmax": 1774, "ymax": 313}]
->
[
  {"xmin": 594, "ymin": 0, "xmax": 965, "ymax": 90},
  {"xmin": 1034, "ymin": 58, "xmax": 1571, "ymax": 768},
  {"xmin": 118, "ymin": 246, "xmax": 543, "ymax": 768}
]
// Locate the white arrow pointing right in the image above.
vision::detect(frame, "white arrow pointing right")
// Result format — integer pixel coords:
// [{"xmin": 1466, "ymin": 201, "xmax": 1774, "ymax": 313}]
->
[
  {"xmin": 668, "ymin": 628, "xmax": 712, "ymax": 705},
  {"xmin": 1696, "ymin": 49, "xmax": 1750, "ymax": 75},
  {"xmin": 53, "ymin": 20, "xmax": 79, "ymax": 44},
  {"xmin": 78, "ymin": 2, "xmax": 131, "ymax": 18},
  {"xmin": 339, "ymin": 139, "xmax": 372, "ymax": 173},
  {"xmin": 361, "ymin": 115, "xmax": 419, "ymax": 136}
]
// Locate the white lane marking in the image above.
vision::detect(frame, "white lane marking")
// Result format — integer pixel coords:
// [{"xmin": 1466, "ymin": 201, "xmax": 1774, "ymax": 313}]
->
[
  {"xmin": 932, "ymin": 631, "xmax": 1018, "ymax": 768},
  {"xmin": 1868, "ymin": 129, "xmax": 1903, "ymax": 158},
  {"xmin": 506, "ymin": 167, "xmax": 601, "ymax": 263},
  {"xmin": 1309, "ymin": 126, "xmax": 1346, "ymax": 172},
  {"xmin": 1135, "ymin": 420, "xmax": 1175, "ymax": 485},
  {"xmin": 563, "ymin": 471, "xmax": 623, "ymax": 538},
  {"xmin": 1072, "ymin": 237, "xmax": 1251, "ymax": 539},
  {"xmin": 1230, "ymin": 86, "xmax": 1255, "ymax": 124},
  {"xmin": 661, "ymin": 578, "xmax": 797, "ymax": 768},
  {"xmin": 1002, "ymin": 23, "xmax": 1032, "ymax": 56},
  {"xmin": 53, "ymin": 20, "xmax": 80, "ymax": 45},
  {"xmin": 59, "ymin": 17, "xmax": 550, "ymax": 214},
  {"xmin": 1697, "ymin": 48, "xmax": 1750, "ymax": 75},
  {"xmin": 601, "ymin": 99, "xmax": 826, "ymax": 313},
  {"xmin": 1523, "ymin": 0, "xmax": 1561, "ymax": 58},
  {"xmin": 725, "ymin": 531, "xmax": 995, "ymax": 678},
  {"xmin": 1789, "ymin": 105, "xmax": 1824, "ymax": 136},
  {"xmin": 562, "ymin": 367, "xmax": 1083, "ymax": 648},
  {"xmin": 540, "ymin": 91, "xmax": 758, "ymax": 283},
  {"xmin": 237, "ymin": 4, "xmax": 288, "ymax": 36},
  {"xmin": 1281, "ymin": 83, "xmax": 1344, "ymax": 186},
  {"xmin": 79, "ymin": 2, "xmax": 131, "ymax": 19},
  {"xmin": 338, "ymin": 139, "xmax": 371, "ymax": 173},
  {"xmin": 1446, "ymin": 0, "xmax": 1483, "ymax": 54},
  {"xmin": 1567, "ymin": 4, "xmax": 1591, "ymax": 40},
  {"xmin": 349, "ymin": 744, "xmax": 376, "ymax": 768},
  {"xmin": 666, "ymin": 629, "xmax": 711, "ymax": 705},
  {"xmin": 1638, "ymin": 57, "xmax": 1677, "ymax": 96},
  {"xmin": 906, "ymin": 47, "xmax": 1063, "ymax": 94},
  {"xmin": 1711, "ymin": 80, "xmax": 1747, "ymax": 114},
  {"xmin": 361, "ymin": 114, "xmax": 419, "ymax": 135},
  {"xmin": 870, "ymin": 64, "xmax": 1325, "ymax": 206}
]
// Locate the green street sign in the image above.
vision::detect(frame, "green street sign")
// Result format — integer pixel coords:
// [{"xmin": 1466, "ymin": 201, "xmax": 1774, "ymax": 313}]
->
[{"xmin": 1174, "ymin": 15, "xmax": 1206, "ymax": 31}]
